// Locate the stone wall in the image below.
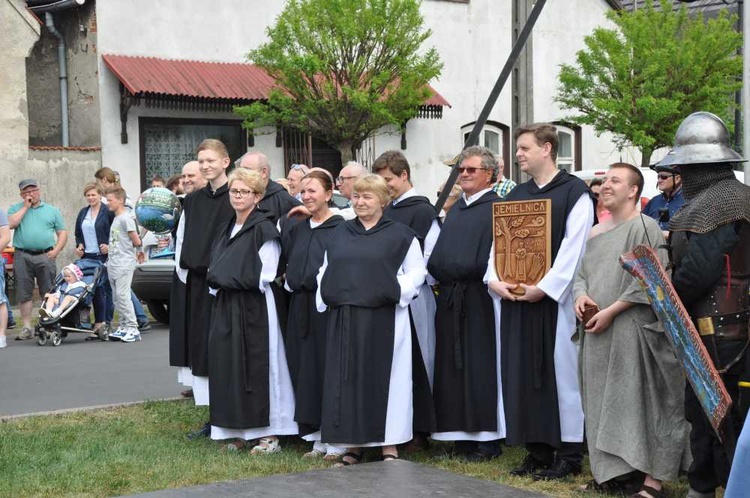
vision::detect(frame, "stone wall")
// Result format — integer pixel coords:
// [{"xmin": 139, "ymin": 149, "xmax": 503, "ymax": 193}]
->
[{"xmin": 26, "ymin": 0, "xmax": 100, "ymax": 147}]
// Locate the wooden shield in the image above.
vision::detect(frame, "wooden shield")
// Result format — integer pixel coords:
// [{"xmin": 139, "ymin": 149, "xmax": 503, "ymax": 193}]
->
[{"xmin": 493, "ymin": 199, "xmax": 552, "ymax": 295}]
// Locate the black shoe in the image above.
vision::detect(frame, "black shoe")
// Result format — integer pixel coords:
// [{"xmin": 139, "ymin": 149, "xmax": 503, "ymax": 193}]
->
[
  {"xmin": 138, "ymin": 321, "xmax": 151, "ymax": 331},
  {"xmin": 532, "ymin": 458, "xmax": 582, "ymax": 481},
  {"xmin": 510, "ymin": 454, "xmax": 551, "ymax": 477},
  {"xmin": 7, "ymin": 321, "xmax": 15, "ymax": 330},
  {"xmin": 464, "ymin": 447, "xmax": 502, "ymax": 462},
  {"xmin": 186, "ymin": 422, "xmax": 211, "ymax": 440}
]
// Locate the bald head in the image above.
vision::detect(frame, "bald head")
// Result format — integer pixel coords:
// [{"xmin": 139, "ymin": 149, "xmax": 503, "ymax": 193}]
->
[
  {"xmin": 182, "ymin": 160, "xmax": 205, "ymax": 194},
  {"xmin": 337, "ymin": 161, "xmax": 368, "ymax": 199},
  {"xmin": 239, "ymin": 151, "xmax": 271, "ymax": 183}
]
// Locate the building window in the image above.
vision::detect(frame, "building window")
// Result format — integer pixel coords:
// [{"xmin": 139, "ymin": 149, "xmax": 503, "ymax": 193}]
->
[
  {"xmin": 460, "ymin": 121, "xmax": 511, "ymax": 178},
  {"xmin": 138, "ymin": 118, "xmax": 244, "ymax": 191},
  {"xmin": 553, "ymin": 123, "xmax": 582, "ymax": 172}
]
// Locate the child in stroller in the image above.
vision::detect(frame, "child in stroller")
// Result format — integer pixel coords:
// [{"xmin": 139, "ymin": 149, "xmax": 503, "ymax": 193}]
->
[
  {"xmin": 40, "ymin": 264, "xmax": 87, "ymax": 319},
  {"xmin": 36, "ymin": 260, "xmax": 108, "ymax": 346}
]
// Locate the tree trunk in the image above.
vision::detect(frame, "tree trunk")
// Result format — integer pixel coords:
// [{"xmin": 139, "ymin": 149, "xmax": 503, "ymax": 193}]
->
[
  {"xmin": 338, "ymin": 145, "xmax": 354, "ymax": 167},
  {"xmin": 640, "ymin": 147, "xmax": 654, "ymax": 169}
]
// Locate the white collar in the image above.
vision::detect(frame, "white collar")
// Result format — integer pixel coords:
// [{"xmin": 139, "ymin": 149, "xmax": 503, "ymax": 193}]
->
[
  {"xmin": 393, "ymin": 187, "xmax": 417, "ymax": 205},
  {"xmin": 463, "ymin": 187, "xmax": 494, "ymax": 206}
]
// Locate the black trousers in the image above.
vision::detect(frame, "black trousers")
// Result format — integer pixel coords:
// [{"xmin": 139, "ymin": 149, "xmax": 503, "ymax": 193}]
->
[{"xmin": 685, "ymin": 339, "xmax": 749, "ymax": 493}]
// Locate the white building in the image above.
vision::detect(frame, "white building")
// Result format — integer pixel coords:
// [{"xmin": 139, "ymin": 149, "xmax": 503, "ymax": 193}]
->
[{"xmin": 20, "ymin": 0, "xmax": 635, "ymax": 203}]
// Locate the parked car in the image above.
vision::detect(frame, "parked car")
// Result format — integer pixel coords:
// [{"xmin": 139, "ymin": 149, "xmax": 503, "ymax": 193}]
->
[{"xmin": 131, "ymin": 190, "xmax": 352, "ymax": 324}]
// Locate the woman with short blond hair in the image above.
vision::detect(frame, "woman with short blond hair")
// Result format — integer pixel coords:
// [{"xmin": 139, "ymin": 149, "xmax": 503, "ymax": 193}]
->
[
  {"xmin": 207, "ymin": 168, "xmax": 298, "ymax": 454},
  {"xmin": 316, "ymin": 174, "xmax": 427, "ymax": 465}
]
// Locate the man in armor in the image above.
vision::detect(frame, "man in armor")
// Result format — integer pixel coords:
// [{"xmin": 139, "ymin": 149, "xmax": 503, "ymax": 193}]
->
[{"xmin": 656, "ymin": 111, "xmax": 750, "ymax": 498}]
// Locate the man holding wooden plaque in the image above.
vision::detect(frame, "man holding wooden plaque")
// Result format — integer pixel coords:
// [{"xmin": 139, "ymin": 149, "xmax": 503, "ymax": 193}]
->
[{"xmin": 487, "ymin": 123, "xmax": 594, "ymax": 480}]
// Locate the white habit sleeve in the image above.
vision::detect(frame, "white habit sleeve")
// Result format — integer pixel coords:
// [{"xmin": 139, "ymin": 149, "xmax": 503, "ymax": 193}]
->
[
  {"xmin": 174, "ymin": 211, "xmax": 188, "ymax": 284},
  {"xmin": 315, "ymin": 251, "xmax": 329, "ymax": 312},
  {"xmin": 258, "ymin": 239, "xmax": 281, "ymax": 293},
  {"xmin": 536, "ymin": 193, "xmax": 594, "ymax": 303},
  {"xmin": 397, "ymin": 238, "xmax": 428, "ymax": 307}
]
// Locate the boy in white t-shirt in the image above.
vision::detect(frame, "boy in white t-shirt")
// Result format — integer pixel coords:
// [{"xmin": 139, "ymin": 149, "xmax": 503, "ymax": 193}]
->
[{"xmin": 105, "ymin": 186, "xmax": 142, "ymax": 343}]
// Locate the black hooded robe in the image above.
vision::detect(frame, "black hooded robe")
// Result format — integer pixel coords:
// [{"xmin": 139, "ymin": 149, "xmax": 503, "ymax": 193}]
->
[
  {"xmin": 500, "ymin": 170, "xmax": 591, "ymax": 448},
  {"xmin": 428, "ymin": 191, "xmax": 499, "ymax": 435},
  {"xmin": 206, "ymin": 210, "xmax": 288, "ymax": 430},
  {"xmin": 179, "ymin": 183, "xmax": 235, "ymax": 379},
  {"xmin": 282, "ymin": 215, "xmax": 345, "ymax": 436},
  {"xmin": 385, "ymin": 195, "xmax": 438, "ymax": 433},
  {"xmin": 319, "ymin": 217, "xmax": 421, "ymax": 445}
]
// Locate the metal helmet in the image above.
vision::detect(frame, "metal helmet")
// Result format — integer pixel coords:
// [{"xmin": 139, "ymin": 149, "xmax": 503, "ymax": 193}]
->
[{"xmin": 656, "ymin": 111, "xmax": 746, "ymax": 168}]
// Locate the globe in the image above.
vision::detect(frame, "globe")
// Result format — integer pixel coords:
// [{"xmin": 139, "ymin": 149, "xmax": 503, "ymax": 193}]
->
[{"xmin": 135, "ymin": 187, "xmax": 181, "ymax": 234}]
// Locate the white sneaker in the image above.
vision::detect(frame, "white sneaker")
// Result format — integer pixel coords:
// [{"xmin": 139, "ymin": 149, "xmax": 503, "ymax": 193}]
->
[
  {"xmin": 109, "ymin": 328, "xmax": 126, "ymax": 341},
  {"xmin": 0, "ymin": 336, "xmax": 7, "ymax": 348},
  {"xmin": 121, "ymin": 329, "xmax": 142, "ymax": 343}
]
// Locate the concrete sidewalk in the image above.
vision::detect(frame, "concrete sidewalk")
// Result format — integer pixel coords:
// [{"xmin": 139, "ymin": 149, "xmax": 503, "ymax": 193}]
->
[
  {"xmin": 0, "ymin": 322, "xmax": 179, "ymax": 417},
  {"xmin": 129, "ymin": 460, "xmax": 547, "ymax": 498}
]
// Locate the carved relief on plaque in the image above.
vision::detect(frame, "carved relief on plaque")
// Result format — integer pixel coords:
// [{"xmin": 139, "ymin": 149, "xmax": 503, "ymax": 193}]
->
[{"xmin": 493, "ymin": 200, "xmax": 552, "ymax": 295}]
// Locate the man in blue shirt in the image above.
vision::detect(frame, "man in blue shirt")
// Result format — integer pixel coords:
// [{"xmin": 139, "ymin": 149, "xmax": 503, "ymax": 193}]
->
[
  {"xmin": 642, "ymin": 164, "xmax": 684, "ymax": 235},
  {"xmin": 8, "ymin": 179, "xmax": 67, "ymax": 340}
]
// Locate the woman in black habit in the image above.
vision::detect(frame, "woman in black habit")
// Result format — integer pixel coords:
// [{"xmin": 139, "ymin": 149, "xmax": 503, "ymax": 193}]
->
[
  {"xmin": 315, "ymin": 174, "xmax": 427, "ymax": 465},
  {"xmin": 206, "ymin": 168, "xmax": 298, "ymax": 454},
  {"xmin": 281, "ymin": 170, "xmax": 345, "ymax": 460}
]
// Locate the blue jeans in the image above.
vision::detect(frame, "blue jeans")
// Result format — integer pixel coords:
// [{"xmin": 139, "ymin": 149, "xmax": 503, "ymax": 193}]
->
[{"xmin": 725, "ymin": 418, "xmax": 750, "ymax": 498}]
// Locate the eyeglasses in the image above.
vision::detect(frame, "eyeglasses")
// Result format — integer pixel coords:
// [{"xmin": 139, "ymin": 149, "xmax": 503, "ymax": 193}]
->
[
  {"xmin": 458, "ymin": 167, "xmax": 488, "ymax": 174},
  {"xmin": 229, "ymin": 188, "xmax": 255, "ymax": 197},
  {"xmin": 657, "ymin": 174, "xmax": 672, "ymax": 180},
  {"xmin": 336, "ymin": 175, "xmax": 357, "ymax": 183}
]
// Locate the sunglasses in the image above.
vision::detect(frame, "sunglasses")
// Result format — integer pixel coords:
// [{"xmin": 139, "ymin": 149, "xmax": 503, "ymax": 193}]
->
[
  {"xmin": 657, "ymin": 173, "xmax": 672, "ymax": 180},
  {"xmin": 458, "ymin": 167, "xmax": 488, "ymax": 174},
  {"xmin": 291, "ymin": 164, "xmax": 307, "ymax": 170}
]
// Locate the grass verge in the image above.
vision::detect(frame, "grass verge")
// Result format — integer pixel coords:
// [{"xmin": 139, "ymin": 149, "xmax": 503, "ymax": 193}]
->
[{"xmin": 1, "ymin": 400, "xmax": 692, "ymax": 497}]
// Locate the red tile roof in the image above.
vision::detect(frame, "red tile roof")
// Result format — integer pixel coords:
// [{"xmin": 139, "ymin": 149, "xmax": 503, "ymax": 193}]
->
[
  {"xmin": 29, "ymin": 145, "xmax": 102, "ymax": 151},
  {"xmin": 101, "ymin": 54, "xmax": 449, "ymax": 107}
]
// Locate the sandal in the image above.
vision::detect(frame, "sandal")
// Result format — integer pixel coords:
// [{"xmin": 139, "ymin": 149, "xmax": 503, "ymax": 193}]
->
[
  {"xmin": 333, "ymin": 451, "xmax": 363, "ymax": 467},
  {"xmin": 631, "ymin": 485, "xmax": 666, "ymax": 498},
  {"xmin": 303, "ymin": 449, "xmax": 326, "ymax": 459},
  {"xmin": 381, "ymin": 453, "xmax": 399, "ymax": 461},
  {"xmin": 580, "ymin": 479, "xmax": 628, "ymax": 495},
  {"xmin": 250, "ymin": 437, "xmax": 280, "ymax": 455},
  {"xmin": 223, "ymin": 438, "xmax": 248, "ymax": 452}
]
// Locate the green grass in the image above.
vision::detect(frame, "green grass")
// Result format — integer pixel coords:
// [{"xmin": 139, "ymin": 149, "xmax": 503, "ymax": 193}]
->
[{"xmin": 0, "ymin": 400, "xmax": 692, "ymax": 497}]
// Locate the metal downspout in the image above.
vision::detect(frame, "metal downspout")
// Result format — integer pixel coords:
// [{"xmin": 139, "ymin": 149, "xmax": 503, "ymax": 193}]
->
[{"xmin": 45, "ymin": 11, "xmax": 69, "ymax": 147}]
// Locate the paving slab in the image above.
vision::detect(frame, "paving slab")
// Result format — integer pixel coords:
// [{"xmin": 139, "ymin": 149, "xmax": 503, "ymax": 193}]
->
[{"xmin": 129, "ymin": 460, "xmax": 547, "ymax": 498}]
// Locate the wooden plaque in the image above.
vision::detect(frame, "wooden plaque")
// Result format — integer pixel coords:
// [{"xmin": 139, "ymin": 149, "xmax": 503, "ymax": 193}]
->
[{"xmin": 493, "ymin": 199, "xmax": 552, "ymax": 295}]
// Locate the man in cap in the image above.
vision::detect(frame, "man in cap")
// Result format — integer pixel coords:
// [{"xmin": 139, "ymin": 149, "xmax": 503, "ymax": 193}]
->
[
  {"xmin": 657, "ymin": 112, "xmax": 750, "ymax": 498},
  {"xmin": 8, "ymin": 179, "xmax": 68, "ymax": 340},
  {"xmin": 642, "ymin": 163, "xmax": 684, "ymax": 236}
]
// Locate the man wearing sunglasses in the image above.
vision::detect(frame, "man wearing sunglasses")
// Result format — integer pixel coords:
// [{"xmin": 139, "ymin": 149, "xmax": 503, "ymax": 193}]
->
[{"xmin": 642, "ymin": 164, "xmax": 684, "ymax": 234}]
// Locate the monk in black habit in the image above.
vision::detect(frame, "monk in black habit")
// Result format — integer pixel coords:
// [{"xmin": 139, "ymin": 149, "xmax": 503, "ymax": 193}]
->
[
  {"xmin": 281, "ymin": 170, "xmax": 345, "ymax": 460},
  {"xmin": 169, "ymin": 160, "xmax": 206, "ymax": 398},
  {"xmin": 206, "ymin": 168, "xmax": 298, "ymax": 453},
  {"xmin": 179, "ymin": 140, "xmax": 235, "ymax": 438},
  {"xmin": 373, "ymin": 150, "xmax": 439, "ymax": 444},
  {"xmin": 490, "ymin": 123, "xmax": 593, "ymax": 480},
  {"xmin": 316, "ymin": 175, "xmax": 427, "ymax": 465},
  {"xmin": 427, "ymin": 146, "xmax": 505, "ymax": 462}
]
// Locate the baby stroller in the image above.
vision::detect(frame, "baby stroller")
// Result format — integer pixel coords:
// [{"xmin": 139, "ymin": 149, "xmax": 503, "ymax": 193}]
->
[{"xmin": 36, "ymin": 259, "xmax": 110, "ymax": 346}]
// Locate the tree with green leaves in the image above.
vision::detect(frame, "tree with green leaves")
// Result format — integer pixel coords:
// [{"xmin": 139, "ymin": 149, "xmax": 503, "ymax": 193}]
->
[
  {"xmin": 235, "ymin": 0, "xmax": 442, "ymax": 164},
  {"xmin": 555, "ymin": 0, "xmax": 741, "ymax": 168}
]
